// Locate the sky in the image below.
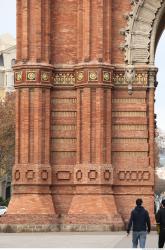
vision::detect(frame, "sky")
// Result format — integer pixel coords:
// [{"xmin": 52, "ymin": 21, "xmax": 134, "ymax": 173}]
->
[
  {"xmin": 155, "ymin": 31, "xmax": 165, "ymax": 132},
  {"xmin": 0, "ymin": 1, "xmax": 16, "ymax": 37},
  {"xmin": 0, "ymin": 0, "xmax": 165, "ymax": 131}
]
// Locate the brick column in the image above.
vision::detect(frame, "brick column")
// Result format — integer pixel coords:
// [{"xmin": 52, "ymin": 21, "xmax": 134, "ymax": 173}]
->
[
  {"xmin": 7, "ymin": 0, "xmax": 55, "ymax": 216},
  {"xmin": 65, "ymin": 66, "xmax": 124, "ymax": 229},
  {"xmin": 7, "ymin": 66, "xmax": 55, "ymax": 215}
]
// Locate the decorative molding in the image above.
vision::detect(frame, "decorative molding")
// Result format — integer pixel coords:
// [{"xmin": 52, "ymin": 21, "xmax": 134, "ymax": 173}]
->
[
  {"xmin": 112, "ymin": 98, "xmax": 146, "ymax": 103},
  {"xmin": 88, "ymin": 71, "xmax": 98, "ymax": 81},
  {"xmin": 53, "ymin": 73, "xmax": 75, "ymax": 85},
  {"xmin": 14, "ymin": 170, "xmax": 21, "ymax": 181},
  {"xmin": 113, "ymin": 73, "xmax": 125, "ymax": 85},
  {"xmin": 15, "ymin": 71, "xmax": 22, "ymax": 82},
  {"xmin": 52, "ymin": 165, "xmax": 113, "ymax": 185},
  {"xmin": 51, "ymin": 125, "xmax": 76, "ymax": 131},
  {"xmin": 41, "ymin": 71, "xmax": 51, "ymax": 82},
  {"xmin": 41, "ymin": 170, "xmax": 49, "ymax": 180},
  {"xmin": 56, "ymin": 171, "xmax": 72, "ymax": 181},
  {"xmin": 103, "ymin": 71, "xmax": 111, "ymax": 82},
  {"xmin": 113, "ymin": 152, "xmax": 148, "ymax": 157},
  {"xmin": 26, "ymin": 170, "xmax": 35, "ymax": 180},
  {"xmin": 76, "ymin": 170, "xmax": 83, "ymax": 181},
  {"xmin": 76, "ymin": 71, "xmax": 84, "ymax": 82},
  {"xmin": 52, "ymin": 111, "xmax": 76, "ymax": 118},
  {"xmin": 104, "ymin": 170, "xmax": 111, "ymax": 181},
  {"xmin": 117, "ymin": 170, "xmax": 150, "ymax": 181},
  {"xmin": 26, "ymin": 71, "xmax": 36, "ymax": 81},
  {"xmin": 14, "ymin": 67, "xmax": 53, "ymax": 87},
  {"xmin": 112, "ymin": 111, "xmax": 146, "ymax": 117},
  {"xmin": 74, "ymin": 164, "xmax": 113, "ymax": 185},
  {"xmin": 123, "ymin": 0, "xmax": 163, "ymax": 64},
  {"xmin": 112, "ymin": 138, "xmax": 147, "ymax": 143},
  {"xmin": 88, "ymin": 170, "xmax": 98, "ymax": 180},
  {"xmin": 112, "ymin": 125, "xmax": 147, "ymax": 130},
  {"xmin": 13, "ymin": 165, "xmax": 51, "ymax": 185},
  {"xmin": 51, "ymin": 98, "xmax": 77, "ymax": 104},
  {"xmin": 113, "ymin": 72, "xmax": 148, "ymax": 86}
]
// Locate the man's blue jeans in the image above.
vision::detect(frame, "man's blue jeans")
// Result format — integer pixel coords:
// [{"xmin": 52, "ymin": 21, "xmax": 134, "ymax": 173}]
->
[{"xmin": 132, "ymin": 231, "xmax": 147, "ymax": 248}]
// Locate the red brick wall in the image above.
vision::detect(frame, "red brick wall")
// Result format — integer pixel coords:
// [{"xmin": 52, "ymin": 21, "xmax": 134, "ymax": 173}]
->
[{"xmin": 7, "ymin": 0, "xmax": 156, "ymax": 228}]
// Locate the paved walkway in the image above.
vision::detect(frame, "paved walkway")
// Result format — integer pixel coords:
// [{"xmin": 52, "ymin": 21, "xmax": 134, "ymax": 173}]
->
[{"xmin": 0, "ymin": 231, "xmax": 159, "ymax": 248}]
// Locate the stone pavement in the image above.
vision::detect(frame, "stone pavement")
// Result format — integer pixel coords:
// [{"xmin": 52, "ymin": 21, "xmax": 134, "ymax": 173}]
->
[{"xmin": 0, "ymin": 231, "xmax": 159, "ymax": 248}]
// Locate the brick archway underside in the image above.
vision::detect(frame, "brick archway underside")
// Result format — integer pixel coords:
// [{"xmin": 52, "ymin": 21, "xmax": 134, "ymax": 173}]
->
[{"xmin": 123, "ymin": 0, "xmax": 165, "ymax": 65}]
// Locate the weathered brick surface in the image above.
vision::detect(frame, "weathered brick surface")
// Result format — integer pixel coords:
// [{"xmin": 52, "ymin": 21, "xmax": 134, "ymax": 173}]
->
[{"xmin": 6, "ymin": 0, "xmax": 157, "ymax": 231}]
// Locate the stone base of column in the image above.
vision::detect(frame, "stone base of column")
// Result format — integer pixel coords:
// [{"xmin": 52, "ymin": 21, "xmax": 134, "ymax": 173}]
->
[
  {"xmin": 0, "ymin": 215, "xmax": 124, "ymax": 233},
  {"xmin": 7, "ymin": 193, "xmax": 56, "ymax": 215},
  {"xmin": 1, "ymin": 193, "xmax": 124, "ymax": 232},
  {"xmin": 62, "ymin": 193, "xmax": 124, "ymax": 230},
  {"xmin": 0, "ymin": 214, "xmax": 59, "ymax": 232}
]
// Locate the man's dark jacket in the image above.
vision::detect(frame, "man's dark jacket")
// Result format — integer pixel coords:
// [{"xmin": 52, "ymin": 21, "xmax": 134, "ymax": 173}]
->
[
  {"xmin": 127, "ymin": 205, "xmax": 151, "ymax": 233},
  {"xmin": 156, "ymin": 207, "xmax": 165, "ymax": 229}
]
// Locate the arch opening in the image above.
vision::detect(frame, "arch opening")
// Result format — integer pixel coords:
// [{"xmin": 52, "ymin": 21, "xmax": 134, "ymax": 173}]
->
[{"xmin": 151, "ymin": 0, "xmax": 165, "ymax": 205}]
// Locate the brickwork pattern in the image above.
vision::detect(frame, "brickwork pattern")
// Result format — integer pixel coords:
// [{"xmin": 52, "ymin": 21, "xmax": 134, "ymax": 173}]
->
[{"xmin": 5, "ymin": 0, "xmax": 158, "ymax": 230}]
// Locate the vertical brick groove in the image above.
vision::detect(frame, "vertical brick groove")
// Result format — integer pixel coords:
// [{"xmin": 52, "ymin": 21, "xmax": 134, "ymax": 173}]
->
[
  {"xmin": 15, "ymin": 89, "xmax": 20, "ymax": 164},
  {"xmin": 22, "ymin": 0, "xmax": 29, "ymax": 61}
]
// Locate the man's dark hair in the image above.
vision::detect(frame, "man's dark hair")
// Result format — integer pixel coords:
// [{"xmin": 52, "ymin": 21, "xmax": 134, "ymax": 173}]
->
[
  {"xmin": 136, "ymin": 198, "xmax": 143, "ymax": 206},
  {"xmin": 162, "ymin": 199, "xmax": 165, "ymax": 207}
]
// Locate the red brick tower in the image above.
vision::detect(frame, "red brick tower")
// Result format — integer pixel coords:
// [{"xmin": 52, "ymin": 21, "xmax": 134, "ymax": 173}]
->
[{"xmin": 5, "ymin": 0, "xmax": 162, "ymax": 231}]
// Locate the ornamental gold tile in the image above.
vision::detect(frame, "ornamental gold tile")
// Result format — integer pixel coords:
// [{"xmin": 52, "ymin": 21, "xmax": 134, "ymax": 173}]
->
[
  {"xmin": 15, "ymin": 71, "xmax": 22, "ymax": 82},
  {"xmin": 88, "ymin": 71, "xmax": 98, "ymax": 81},
  {"xmin": 103, "ymin": 71, "xmax": 111, "ymax": 82},
  {"xmin": 77, "ymin": 71, "xmax": 84, "ymax": 82},
  {"xmin": 26, "ymin": 71, "xmax": 36, "ymax": 81},
  {"xmin": 41, "ymin": 71, "xmax": 50, "ymax": 82}
]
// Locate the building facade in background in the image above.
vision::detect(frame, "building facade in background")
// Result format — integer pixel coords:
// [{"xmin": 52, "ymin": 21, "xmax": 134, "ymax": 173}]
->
[
  {"xmin": 2, "ymin": 0, "xmax": 165, "ymax": 231},
  {"xmin": 0, "ymin": 34, "xmax": 16, "ymax": 98}
]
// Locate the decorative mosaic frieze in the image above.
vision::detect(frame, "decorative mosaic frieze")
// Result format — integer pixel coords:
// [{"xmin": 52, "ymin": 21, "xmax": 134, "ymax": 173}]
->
[
  {"xmin": 113, "ymin": 72, "xmax": 148, "ymax": 86},
  {"xmin": 54, "ymin": 73, "xmax": 75, "ymax": 85},
  {"xmin": 113, "ymin": 73, "xmax": 125, "ymax": 85}
]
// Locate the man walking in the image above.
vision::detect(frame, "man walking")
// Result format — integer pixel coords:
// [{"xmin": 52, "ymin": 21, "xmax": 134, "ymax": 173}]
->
[
  {"xmin": 127, "ymin": 198, "xmax": 151, "ymax": 248},
  {"xmin": 156, "ymin": 199, "xmax": 165, "ymax": 248}
]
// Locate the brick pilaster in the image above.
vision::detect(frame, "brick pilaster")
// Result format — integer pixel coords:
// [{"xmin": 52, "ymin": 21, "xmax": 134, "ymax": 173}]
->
[{"xmin": 8, "ymin": 0, "xmax": 55, "ymax": 216}]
